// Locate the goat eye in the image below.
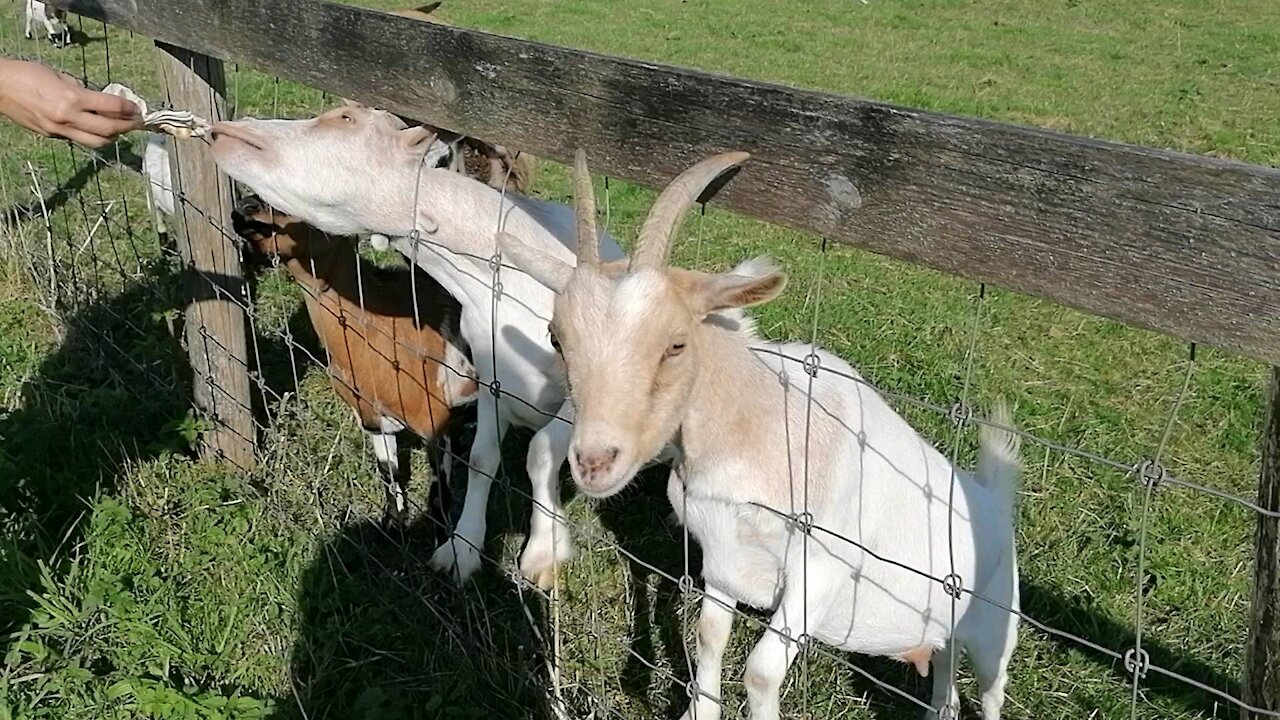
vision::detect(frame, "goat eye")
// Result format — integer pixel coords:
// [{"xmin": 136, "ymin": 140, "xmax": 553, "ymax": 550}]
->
[{"xmin": 665, "ymin": 341, "xmax": 686, "ymax": 359}]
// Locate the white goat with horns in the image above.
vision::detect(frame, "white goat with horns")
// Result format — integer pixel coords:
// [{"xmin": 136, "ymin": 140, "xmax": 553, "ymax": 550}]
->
[
  {"xmin": 499, "ymin": 150, "xmax": 1023, "ymax": 719},
  {"xmin": 208, "ymin": 104, "xmax": 617, "ymax": 586}
]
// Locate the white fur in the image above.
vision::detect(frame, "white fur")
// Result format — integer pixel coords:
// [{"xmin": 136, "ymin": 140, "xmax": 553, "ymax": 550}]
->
[
  {"xmin": 439, "ymin": 342, "xmax": 479, "ymax": 408},
  {"xmin": 668, "ymin": 341, "xmax": 1020, "ymax": 720},
  {"xmin": 24, "ymin": 1, "xmax": 71, "ymax": 47},
  {"xmin": 366, "ymin": 415, "xmax": 409, "ymax": 519},
  {"xmin": 525, "ymin": 235, "xmax": 1022, "ymax": 718}
]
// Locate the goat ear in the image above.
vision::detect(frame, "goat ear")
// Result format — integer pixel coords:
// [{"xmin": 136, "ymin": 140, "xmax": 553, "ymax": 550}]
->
[
  {"xmin": 401, "ymin": 125, "xmax": 436, "ymax": 150},
  {"xmin": 402, "ymin": 126, "xmax": 450, "ymax": 166},
  {"xmin": 497, "ymin": 232, "xmax": 572, "ymax": 293},
  {"xmin": 689, "ymin": 256, "xmax": 787, "ymax": 316}
]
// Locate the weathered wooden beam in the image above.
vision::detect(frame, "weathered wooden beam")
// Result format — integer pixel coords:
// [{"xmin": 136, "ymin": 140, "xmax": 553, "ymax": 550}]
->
[
  {"xmin": 1245, "ymin": 366, "xmax": 1280, "ymax": 718},
  {"xmin": 156, "ymin": 41, "xmax": 256, "ymax": 470},
  {"xmin": 54, "ymin": 0, "xmax": 1280, "ymax": 363}
]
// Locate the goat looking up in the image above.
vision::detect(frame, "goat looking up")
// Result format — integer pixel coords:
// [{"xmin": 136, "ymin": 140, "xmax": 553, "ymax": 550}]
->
[
  {"xmin": 499, "ymin": 151, "xmax": 1022, "ymax": 720},
  {"xmin": 209, "ymin": 105, "xmax": 614, "ymax": 586},
  {"xmin": 233, "ymin": 194, "xmax": 478, "ymax": 537}
]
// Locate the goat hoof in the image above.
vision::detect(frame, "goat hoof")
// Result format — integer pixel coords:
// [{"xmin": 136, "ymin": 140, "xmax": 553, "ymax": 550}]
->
[
  {"xmin": 518, "ymin": 531, "xmax": 575, "ymax": 591},
  {"xmin": 428, "ymin": 538, "xmax": 482, "ymax": 583}
]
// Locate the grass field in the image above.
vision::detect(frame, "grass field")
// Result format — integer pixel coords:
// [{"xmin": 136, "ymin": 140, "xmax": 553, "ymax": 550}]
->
[{"xmin": 2, "ymin": 0, "xmax": 1279, "ymax": 718}]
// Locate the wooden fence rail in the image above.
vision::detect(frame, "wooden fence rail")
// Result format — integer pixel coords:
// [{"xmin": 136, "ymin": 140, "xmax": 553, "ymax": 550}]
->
[{"xmin": 50, "ymin": 0, "xmax": 1280, "ymax": 366}]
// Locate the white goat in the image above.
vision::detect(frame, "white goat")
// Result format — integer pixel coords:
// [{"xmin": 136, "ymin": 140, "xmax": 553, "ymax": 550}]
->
[
  {"xmin": 498, "ymin": 151, "xmax": 1022, "ymax": 719},
  {"xmin": 207, "ymin": 105, "xmax": 620, "ymax": 586},
  {"xmin": 143, "ymin": 115, "xmax": 449, "ymax": 245},
  {"xmin": 24, "ymin": 1, "xmax": 71, "ymax": 48}
]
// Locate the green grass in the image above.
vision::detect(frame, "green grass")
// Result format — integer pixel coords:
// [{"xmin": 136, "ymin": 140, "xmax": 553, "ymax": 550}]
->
[{"xmin": 1, "ymin": 0, "xmax": 1277, "ymax": 718}]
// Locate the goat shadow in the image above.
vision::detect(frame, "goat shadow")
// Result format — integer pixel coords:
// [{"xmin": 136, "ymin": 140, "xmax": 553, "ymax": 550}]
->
[{"xmin": 267, "ymin": 513, "xmax": 553, "ymax": 720}]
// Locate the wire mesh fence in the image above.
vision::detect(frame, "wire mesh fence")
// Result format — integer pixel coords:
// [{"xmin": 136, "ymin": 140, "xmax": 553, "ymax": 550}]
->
[{"xmin": 1, "ymin": 4, "xmax": 1275, "ymax": 719}]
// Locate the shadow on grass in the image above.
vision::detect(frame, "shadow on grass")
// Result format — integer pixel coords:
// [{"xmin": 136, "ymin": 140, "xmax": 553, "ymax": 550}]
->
[
  {"xmin": 0, "ymin": 270, "xmax": 192, "ymax": 643},
  {"xmin": 0, "ymin": 140, "xmax": 142, "ymax": 229},
  {"xmin": 271, "ymin": 515, "xmax": 551, "ymax": 720},
  {"xmin": 1021, "ymin": 579, "xmax": 1240, "ymax": 718}
]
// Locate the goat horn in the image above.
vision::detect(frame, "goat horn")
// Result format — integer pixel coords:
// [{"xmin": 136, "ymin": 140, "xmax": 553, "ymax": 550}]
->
[
  {"xmin": 573, "ymin": 148, "xmax": 599, "ymax": 267},
  {"xmin": 631, "ymin": 151, "xmax": 750, "ymax": 270}
]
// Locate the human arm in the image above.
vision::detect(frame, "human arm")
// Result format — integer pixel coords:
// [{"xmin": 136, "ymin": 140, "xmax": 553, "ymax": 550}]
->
[{"xmin": 0, "ymin": 58, "xmax": 141, "ymax": 147}]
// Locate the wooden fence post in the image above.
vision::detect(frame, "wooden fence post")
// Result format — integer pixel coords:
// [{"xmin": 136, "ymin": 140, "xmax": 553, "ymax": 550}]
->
[
  {"xmin": 1245, "ymin": 367, "xmax": 1280, "ymax": 718},
  {"xmin": 155, "ymin": 42, "xmax": 256, "ymax": 470}
]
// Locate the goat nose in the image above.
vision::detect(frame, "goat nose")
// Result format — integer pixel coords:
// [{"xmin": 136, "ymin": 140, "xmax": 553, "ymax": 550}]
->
[{"xmin": 574, "ymin": 446, "xmax": 620, "ymax": 479}]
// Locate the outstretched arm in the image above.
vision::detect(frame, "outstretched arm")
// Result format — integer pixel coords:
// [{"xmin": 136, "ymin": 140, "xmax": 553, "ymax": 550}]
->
[{"xmin": 0, "ymin": 58, "xmax": 141, "ymax": 147}]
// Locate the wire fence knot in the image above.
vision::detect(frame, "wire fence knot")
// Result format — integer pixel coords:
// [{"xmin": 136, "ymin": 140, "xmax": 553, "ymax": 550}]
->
[
  {"xmin": 1124, "ymin": 647, "xmax": 1149, "ymax": 679},
  {"xmin": 1136, "ymin": 459, "xmax": 1166, "ymax": 490},
  {"xmin": 678, "ymin": 574, "xmax": 695, "ymax": 594},
  {"xmin": 789, "ymin": 511, "xmax": 814, "ymax": 535},
  {"xmin": 941, "ymin": 573, "xmax": 963, "ymax": 599},
  {"xmin": 802, "ymin": 352, "xmax": 822, "ymax": 378},
  {"xmin": 948, "ymin": 401, "xmax": 972, "ymax": 427}
]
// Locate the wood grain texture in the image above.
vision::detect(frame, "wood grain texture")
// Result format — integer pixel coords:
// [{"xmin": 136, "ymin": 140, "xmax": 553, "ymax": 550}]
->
[
  {"xmin": 1245, "ymin": 367, "xmax": 1280, "ymax": 719},
  {"xmin": 156, "ymin": 42, "xmax": 256, "ymax": 470},
  {"xmin": 55, "ymin": 0, "xmax": 1280, "ymax": 362}
]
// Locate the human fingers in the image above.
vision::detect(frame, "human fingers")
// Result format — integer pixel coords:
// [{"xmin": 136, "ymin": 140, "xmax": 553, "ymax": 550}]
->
[
  {"xmin": 65, "ymin": 108, "xmax": 137, "ymax": 139},
  {"xmin": 79, "ymin": 89, "xmax": 142, "ymax": 120},
  {"xmin": 53, "ymin": 124, "xmax": 114, "ymax": 148}
]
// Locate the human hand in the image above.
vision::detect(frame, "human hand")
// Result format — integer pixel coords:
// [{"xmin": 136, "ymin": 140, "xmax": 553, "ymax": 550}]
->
[{"xmin": 0, "ymin": 59, "xmax": 142, "ymax": 148}]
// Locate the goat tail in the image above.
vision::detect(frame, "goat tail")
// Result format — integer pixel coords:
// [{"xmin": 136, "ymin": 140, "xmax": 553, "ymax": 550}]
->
[{"xmin": 977, "ymin": 398, "xmax": 1020, "ymax": 512}]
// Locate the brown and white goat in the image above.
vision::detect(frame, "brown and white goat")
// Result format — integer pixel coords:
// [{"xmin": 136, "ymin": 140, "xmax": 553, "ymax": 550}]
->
[
  {"xmin": 233, "ymin": 195, "xmax": 478, "ymax": 534},
  {"xmin": 499, "ymin": 151, "xmax": 1022, "ymax": 719}
]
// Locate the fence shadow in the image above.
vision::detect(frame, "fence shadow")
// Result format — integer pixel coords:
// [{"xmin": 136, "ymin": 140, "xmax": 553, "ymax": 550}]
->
[
  {"xmin": 0, "ymin": 272, "xmax": 192, "ymax": 645},
  {"xmin": 591, "ymin": 468, "xmax": 695, "ymax": 712}
]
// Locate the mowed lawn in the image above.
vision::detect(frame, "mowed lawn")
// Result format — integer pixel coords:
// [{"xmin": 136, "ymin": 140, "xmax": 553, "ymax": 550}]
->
[{"xmin": 1, "ymin": 0, "xmax": 1278, "ymax": 718}]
